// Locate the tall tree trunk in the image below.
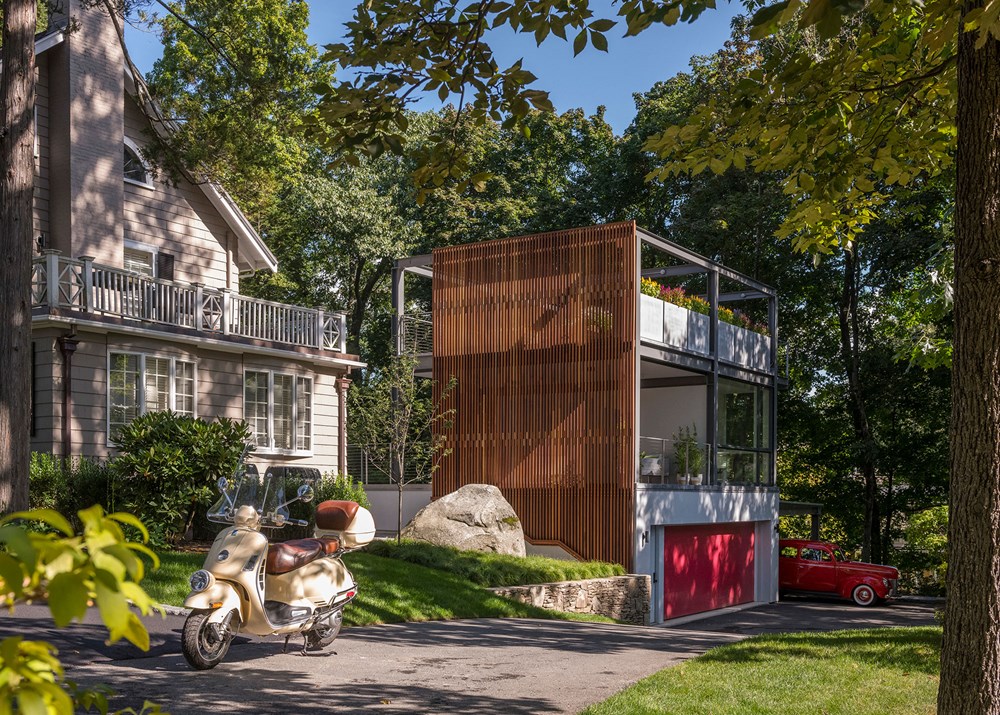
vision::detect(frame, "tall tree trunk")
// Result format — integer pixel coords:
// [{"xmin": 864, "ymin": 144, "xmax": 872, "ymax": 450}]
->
[
  {"xmin": 938, "ymin": 6, "xmax": 1000, "ymax": 712},
  {"xmin": 837, "ymin": 248, "xmax": 880, "ymax": 562},
  {"xmin": 0, "ymin": 0, "xmax": 36, "ymax": 514}
]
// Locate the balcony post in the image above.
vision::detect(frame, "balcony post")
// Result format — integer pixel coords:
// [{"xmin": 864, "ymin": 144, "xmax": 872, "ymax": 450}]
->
[
  {"xmin": 391, "ymin": 264, "xmax": 404, "ymax": 356},
  {"xmin": 316, "ymin": 308, "xmax": 325, "ymax": 349},
  {"xmin": 43, "ymin": 249, "xmax": 61, "ymax": 308},
  {"xmin": 194, "ymin": 283, "xmax": 205, "ymax": 331},
  {"xmin": 79, "ymin": 256, "xmax": 94, "ymax": 312},
  {"xmin": 220, "ymin": 288, "xmax": 231, "ymax": 336},
  {"xmin": 707, "ymin": 269, "xmax": 719, "ymax": 486}
]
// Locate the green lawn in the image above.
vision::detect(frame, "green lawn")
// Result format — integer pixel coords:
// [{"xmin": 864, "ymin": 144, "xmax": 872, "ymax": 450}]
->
[
  {"xmin": 141, "ymin": 550, "xmax": 614, "ymax": 626},
  {"xmin": 366, "ymin": 539, "xmax": 625, "ymax": 587},
  {"xmin": 581, "ymin": 627, "xmax": 941, "ymax": 715}
]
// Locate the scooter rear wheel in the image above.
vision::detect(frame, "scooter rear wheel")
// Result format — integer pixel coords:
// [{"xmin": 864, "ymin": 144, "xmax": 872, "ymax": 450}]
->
[
  {"xmin": 182, "ymin": 610, "xmax": 234, "ymax": 670},
  {"xmin": 306, "ymin": 609, "xmax": 343, "ymax": 650}
]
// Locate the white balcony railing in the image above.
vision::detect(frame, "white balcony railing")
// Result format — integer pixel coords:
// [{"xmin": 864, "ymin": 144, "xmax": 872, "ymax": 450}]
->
[{"xmin": 32, "ymin": 251, "xmax": 347, "ymax": 353}]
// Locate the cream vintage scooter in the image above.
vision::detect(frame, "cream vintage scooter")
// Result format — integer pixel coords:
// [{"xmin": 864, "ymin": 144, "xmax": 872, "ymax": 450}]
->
[{"xmin": 181, "ymin": 456, "xmax": 375, "ymax": 669}]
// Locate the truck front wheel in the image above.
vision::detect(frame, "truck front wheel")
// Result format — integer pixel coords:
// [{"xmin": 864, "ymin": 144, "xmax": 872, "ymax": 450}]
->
[{"xmin": 851, "ymin": 584, "xmax": 877, "ymax": 607}]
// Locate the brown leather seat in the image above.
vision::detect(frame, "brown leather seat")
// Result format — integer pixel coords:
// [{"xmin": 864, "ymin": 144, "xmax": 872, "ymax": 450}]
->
[
  {"xmin": 266, "ymin": 537, "xmax": 340, "ymax": 575},
  {"xmin": 316, "ymin": 500, "xmax": 360, "ymax": 532}
]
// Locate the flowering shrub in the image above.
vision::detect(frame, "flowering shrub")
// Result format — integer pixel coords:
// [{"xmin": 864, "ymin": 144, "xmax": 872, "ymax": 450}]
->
[{"xmin": 641, "ymin": 280, "xmax": 769, "ymax": 335}]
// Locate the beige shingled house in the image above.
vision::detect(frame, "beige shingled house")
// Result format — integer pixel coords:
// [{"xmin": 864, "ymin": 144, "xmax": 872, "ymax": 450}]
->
[{"xmin": 20, "ymin": 0, "xmax": 361, "ymax": 472}]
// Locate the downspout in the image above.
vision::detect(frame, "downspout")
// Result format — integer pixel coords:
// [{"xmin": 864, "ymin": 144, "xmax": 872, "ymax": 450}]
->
[
  {"xmin": 337, "ymin": 376, "xmax": 351, "ymax": 476},
  {"xmin": 57, "ymin": 331, "xmax": 79, "ymax": 458}
]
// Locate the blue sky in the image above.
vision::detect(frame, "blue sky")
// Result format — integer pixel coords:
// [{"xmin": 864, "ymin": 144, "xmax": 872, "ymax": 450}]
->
[{"xmin": 125, "ymin": 1, "xmax": 742, "ymax": 134}]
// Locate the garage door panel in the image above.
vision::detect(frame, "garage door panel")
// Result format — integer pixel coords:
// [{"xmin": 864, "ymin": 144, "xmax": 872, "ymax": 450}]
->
[{"xmin": 663, "ymin": 523, "xmax": 756, "ymax": 620}]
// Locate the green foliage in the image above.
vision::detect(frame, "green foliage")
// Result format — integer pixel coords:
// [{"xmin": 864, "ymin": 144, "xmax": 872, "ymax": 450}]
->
[
  {"xmin": 894, "ymin": 506, "xmax": 948, "ymax": 596},
  {"xmin": 110, "ymin": 412, "xmax": 251, "ymax": 545},
  {"xmin": 672, "ymin": 424, "xmax": 704, "ymax": 475},
  {"xmin": 145, "ymin": 0, "xmax": 329, "ymax": 221},
  {"xmin": 366, "ymin": 539, "xmax": 625, "ymax": 587},
  {"xmin": 581, "ymin": 627, "xmax": 942, "ymax": 715},
  {"xmin": 314, "ymin": 473, "xmax": 371, "ymax": 509},
  {"xmin": 0, "ymin": 507, "xmax": 164, "ymax": 713},
  {"xmin": 28, "ymin": 453, "xmax": 109, "ymax": 527},
  {"xmin": 282, "ymin": 473, "xmax": 372, "ymax": 539},
  {"xmin": 349, "ymin": 355, "xmax": 456, "ymax": 483}
]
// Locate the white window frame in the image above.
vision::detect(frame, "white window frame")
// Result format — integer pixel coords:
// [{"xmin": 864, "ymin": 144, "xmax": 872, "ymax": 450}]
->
[
  {"xmin": 123, "ymin": 136, "xmax": 154, "ymax": 189},
  {"xmin": 107, "ymin": 351, "xmax": 198, "ymax": 444},
  {"xmin": 123, "ymin": 239, "xmax": 159, "ymax": 277},
  {"xmin": 243, "ymin": 369, "xmax": 314, "ymax": 456}
]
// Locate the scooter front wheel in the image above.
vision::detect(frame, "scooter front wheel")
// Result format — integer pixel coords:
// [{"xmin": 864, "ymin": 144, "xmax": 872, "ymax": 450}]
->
[{"xmin": 182, "ymin": 609, "xmax": 234, "ymax": 670}]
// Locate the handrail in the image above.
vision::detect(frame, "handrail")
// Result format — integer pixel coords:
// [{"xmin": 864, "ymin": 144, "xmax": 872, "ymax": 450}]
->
[{"xmin": 32, "ymin": 251, "xmax": 347, "ymax": 353}]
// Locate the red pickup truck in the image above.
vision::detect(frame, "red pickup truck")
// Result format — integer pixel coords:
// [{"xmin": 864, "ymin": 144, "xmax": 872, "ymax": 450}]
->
[{"xmin": 779, "ymin": 539, "xmax": 899, "ymax": 606}]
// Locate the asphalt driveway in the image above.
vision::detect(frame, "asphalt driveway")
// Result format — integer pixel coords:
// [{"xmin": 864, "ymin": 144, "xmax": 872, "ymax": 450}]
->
[{"xmin": 0, "ymin": 599, "xmax": 937, "ymax": 714}]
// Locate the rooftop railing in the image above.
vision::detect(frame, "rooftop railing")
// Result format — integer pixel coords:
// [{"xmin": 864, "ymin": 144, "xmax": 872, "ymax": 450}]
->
[{"xmin": 32, "ymin": 251, "xmax": 347, "ymax": 353}]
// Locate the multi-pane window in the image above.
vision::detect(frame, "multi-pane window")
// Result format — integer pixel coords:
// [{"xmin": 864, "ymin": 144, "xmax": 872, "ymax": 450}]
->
[
  {"xmin": 108, "ymin": 352, "xmax": 196, "ymax": 436},
  {"xmin": 243, "ymin": 370, "xmax": 313, "ymax": 453}
]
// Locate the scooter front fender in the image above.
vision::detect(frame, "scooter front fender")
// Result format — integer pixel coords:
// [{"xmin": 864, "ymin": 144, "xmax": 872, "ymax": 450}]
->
[{"xmin": 184, "ymin": 582, "xmax": 242, "ymax": 624}]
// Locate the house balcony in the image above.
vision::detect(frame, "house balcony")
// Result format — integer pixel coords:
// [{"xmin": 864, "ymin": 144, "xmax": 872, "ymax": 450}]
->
[{"xmin": 31, "ymin": 251, "xmax": 347, "ymax": 354}]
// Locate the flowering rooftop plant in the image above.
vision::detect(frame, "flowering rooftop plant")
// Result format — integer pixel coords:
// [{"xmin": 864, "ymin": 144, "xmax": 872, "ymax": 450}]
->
[{"xmin": 641, "ymin": 278, "xmax": 769, "ymax": 336}]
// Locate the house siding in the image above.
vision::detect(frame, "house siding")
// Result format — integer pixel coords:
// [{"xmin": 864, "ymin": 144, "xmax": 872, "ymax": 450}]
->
[
  {"xmin": 30, "ymin": 333, "xmax": 59, "ymax": 455},
  {"xmin": 31, "ymin": 328, "xmax": 343, "ymax": 473},
  {"xmin": 122, "ymin": 98, "xmax": 239, "ymax": 291}
]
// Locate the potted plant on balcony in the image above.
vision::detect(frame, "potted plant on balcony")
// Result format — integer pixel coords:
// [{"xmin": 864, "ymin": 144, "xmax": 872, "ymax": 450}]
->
[
  {"xmin": 640, "ymin": 450, "xmax": 663, "ymax": 478},
  {"xmin": 673, "ymin": 425, "xmax": 704, "ymax": 486}
]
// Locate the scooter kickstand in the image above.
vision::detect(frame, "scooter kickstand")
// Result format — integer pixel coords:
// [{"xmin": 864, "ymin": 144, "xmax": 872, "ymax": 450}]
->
[
  {"xmin": 283, "ymin": 634, "xmax": 293, "ymax": 654},
  {"xmin": 300, "ymin": 634, "xmax": 310, "ymax": 655}
]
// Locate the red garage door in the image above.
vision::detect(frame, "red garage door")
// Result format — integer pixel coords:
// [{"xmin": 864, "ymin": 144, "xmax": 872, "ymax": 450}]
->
[{"xmin": 663, "ymin": 523, "xmax": 756, "ymax": 620}]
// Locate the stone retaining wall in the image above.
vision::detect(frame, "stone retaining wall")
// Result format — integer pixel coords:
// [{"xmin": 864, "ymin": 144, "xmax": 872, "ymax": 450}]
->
[{"xmin": 489, "ymin": 575, "xmax": 651, "ymax": 625}]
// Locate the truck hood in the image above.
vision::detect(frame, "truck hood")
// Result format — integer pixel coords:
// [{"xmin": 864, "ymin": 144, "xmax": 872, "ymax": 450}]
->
[{"xmin": 840, "ymin": 562, "xmax": 899, "ymax": 579}]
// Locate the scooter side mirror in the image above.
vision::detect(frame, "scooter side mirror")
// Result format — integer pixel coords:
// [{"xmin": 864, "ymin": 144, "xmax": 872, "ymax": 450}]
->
[{"xmin": 297, "ymin": 484, "xmax": 315, "ymax": 503}]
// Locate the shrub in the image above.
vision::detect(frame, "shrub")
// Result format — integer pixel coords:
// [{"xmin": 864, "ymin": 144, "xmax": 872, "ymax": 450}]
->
[
  {"xmin": 315, "ymin": 472, "xmax": 371, "ymax": 509},
  {"xmin": 282, "ymin": 473, "xmax": 371, "ymax": 540},
  {"xmin": 29, "ymin": 452, "xmax": 110, "ymax": 527},
  {"xmin": 110, "ymin": 411, "xmax": 250, "ymax": 545},
  {"xmin": 366, "ymin": 539, "xmax": 625, "ymax": 587}
]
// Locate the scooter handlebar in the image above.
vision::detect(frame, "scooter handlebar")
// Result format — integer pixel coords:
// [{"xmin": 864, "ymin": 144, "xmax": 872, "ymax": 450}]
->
[{"xmin": 284, "ymin": 518, "xmax": 309, "ymax": 527}]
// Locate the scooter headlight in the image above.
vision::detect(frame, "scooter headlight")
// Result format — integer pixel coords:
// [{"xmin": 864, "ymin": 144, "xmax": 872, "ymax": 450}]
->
[{"xmin": 189, "ymin": 569, "xmax": 214, "ymax": 593}]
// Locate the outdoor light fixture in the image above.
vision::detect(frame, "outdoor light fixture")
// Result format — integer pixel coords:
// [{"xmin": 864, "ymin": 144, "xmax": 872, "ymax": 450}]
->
[{"xmin": 641, "ymin": 530, "xmax": 649, "ymax": 546}]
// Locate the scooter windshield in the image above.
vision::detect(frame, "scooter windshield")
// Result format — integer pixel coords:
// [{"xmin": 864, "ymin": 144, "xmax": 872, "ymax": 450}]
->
[{"xmin": 207, "ymin": 463, "xmax": 293, "ymax": 525}]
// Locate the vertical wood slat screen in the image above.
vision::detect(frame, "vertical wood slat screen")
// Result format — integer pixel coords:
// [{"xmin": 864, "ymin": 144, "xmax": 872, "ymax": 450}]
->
[{"xmin": 432, "ymin": 222, "xmax": 637, "ymax": 569}]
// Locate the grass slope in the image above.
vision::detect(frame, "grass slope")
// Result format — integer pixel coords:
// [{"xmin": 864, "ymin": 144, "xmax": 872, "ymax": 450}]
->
[
  {"xmin": 142, "ymin": 550, "xmax": 614, "ymax": 626},
  {"xmin": 366, "ymin": 539, "xmax": 625, "ymax": 587},
  {"xmin": 582, "ymin": 627, "xmax": 941, "ymax": 715}
]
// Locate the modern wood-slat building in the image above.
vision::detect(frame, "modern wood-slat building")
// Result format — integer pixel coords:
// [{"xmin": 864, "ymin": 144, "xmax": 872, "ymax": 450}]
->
[{"xmin": 394, "ymin": 221, "xmax": 780, "ymax": 623}]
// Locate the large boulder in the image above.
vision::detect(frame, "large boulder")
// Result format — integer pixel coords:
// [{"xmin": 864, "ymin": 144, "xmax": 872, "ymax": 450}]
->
[{"xmin": 401, "ymin": 484, "xmax": 526, "ymax": 556}]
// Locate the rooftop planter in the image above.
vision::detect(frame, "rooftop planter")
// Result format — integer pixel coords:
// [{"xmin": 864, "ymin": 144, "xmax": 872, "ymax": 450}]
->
[{"xmin": 639, "ymin": 279, "xmax": 771, "ymax": 372}]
